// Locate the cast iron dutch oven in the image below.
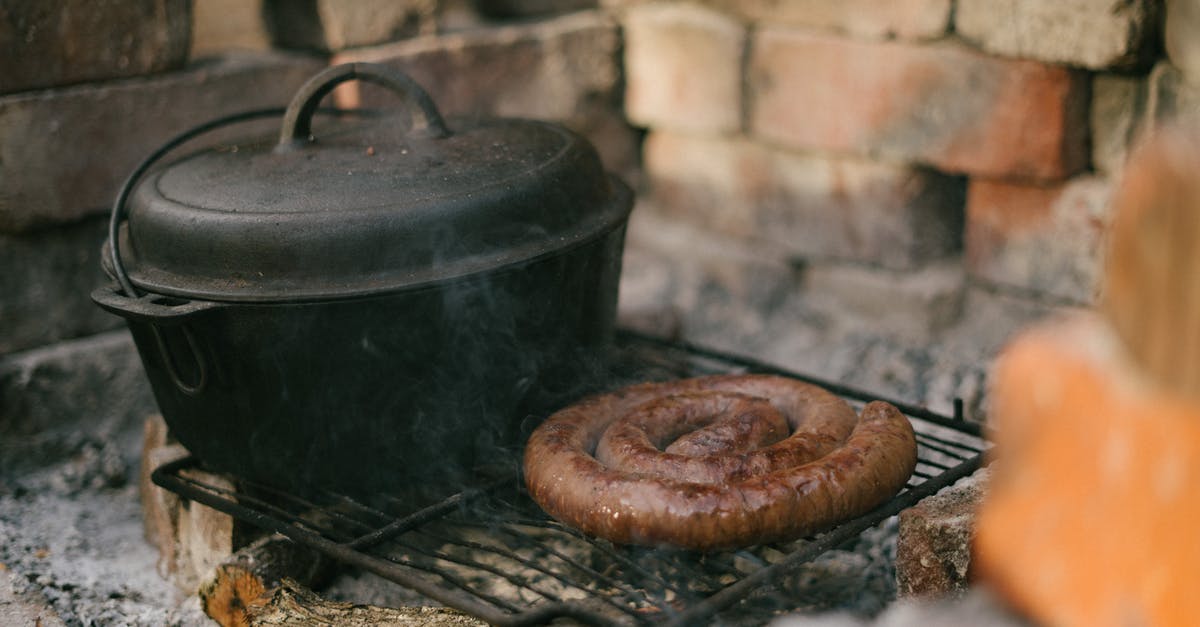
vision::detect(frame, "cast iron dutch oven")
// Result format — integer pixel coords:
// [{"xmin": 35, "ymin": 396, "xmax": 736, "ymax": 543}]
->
[{"xmin": 93, "ymin": 63, "xmax": 633, "ymax": 496}]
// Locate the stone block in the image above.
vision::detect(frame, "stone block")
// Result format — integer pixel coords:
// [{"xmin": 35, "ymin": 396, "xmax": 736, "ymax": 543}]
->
[
  {"xmin": 0, "ymin": 331, "xmax": 156, "ymax": 439},
  {"xmin": 956, "ymin": 0, "xmax": 1160, "ymax": 70},
  {"xmin": 1091, "ymin": 74, "xmax": 1149, "ymax": 176},
  {"xmin": 965, "ymin": 176, "xmax": 1113, "ymax": 303},
  {"xmin": 333, "ymin": 12, "xmax": 637, "ymax": 175},
  {"xmin": 643, "ymin": 131, "xmax": 965, "ymax": 270},
  {"xmin": 265, "ymin": 0, "xmax": 440, "ymax": 51},
  {"xmin": 0, "ymin": 51, "xmax": 325, "ymax": 233},
  {"xmin": 0, "ymin": 215, "xmax": 123, "ymax": 354},
  {"xmin": 623, "ymin": 3, "xmax": 744, "ymax": 133},
  {"xmin": 190, "ymin": 0, "xmax": 272, "ymax": 57},
  {"xmin": 1166, "ymin": 0, "xmax": 1200, "ymax": 81},
  {"xmin": 0, "ymin": 0, "xmax": 191, "ymax": 95},
  {"xmin": 896, "ymin": 467, "xmax": 990, "ymax": 598},
  {"xmin": 749, "ymin": 31, "xmax": 1090, "ymax": 181}
]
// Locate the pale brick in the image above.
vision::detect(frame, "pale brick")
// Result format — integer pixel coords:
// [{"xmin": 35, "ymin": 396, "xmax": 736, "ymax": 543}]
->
[
  {"xmin": 896, "ymin": 468, "xmax": 990, "ymax": 598},
  {"xmin": 956, "ymin": 0, "xmax": 1159, "ymax": 70},
  {"xmin": 1091, "ymin": 74, "xmax": 1149, "ymax": 176},
  {"xmin": 644, "ymin": 131, "xmax": 965, "ymax": 270},
  {"xmin": 0, "ymin": 215, "xmax": 123, "ymax": 354},
  {"xmin": 0, "ymin": 52, "xmax": 324, "ymax": 233},
  {"xmin": 1166, "ymin": 0, "xmax": 1200, "ymax": 81},
  {"xmin": 621, "ymin": 206, "xmax": 798, "ymax": 346},
  {"xmin": 0, "ymin": 0, "xmax": 191, "ymax": 95},
  {"xmin": 749, "ymin": 31, "xmax": 1090, "ymax": 181},
  {"xmin": 334, "ymin": 12, "xmax": 637, "ymax": 175},
  {"xmin": 265, "ymin": 0, "xmax": 440, "ymax": 51},
  {"xmin": 623, "ymin": 3, "xmax": 744, "ymax": 133},
  {"xmin": 804, "ymin": 260, "xmax": 966, "ymax": 342},
  {"xmin": 739, "ymin": 0, "xmax": 951, "ymax": 40},
  {"xmin": 965, "ymin": 176, "xmax": 1113, "ymax": 303},
  {"xmin": 191, "ymin": 0, "xmax": 272, "ymax": 57},
  {"xmin": 1145, "ymin": 60, "xmax": 1200, "ymax": 129}
]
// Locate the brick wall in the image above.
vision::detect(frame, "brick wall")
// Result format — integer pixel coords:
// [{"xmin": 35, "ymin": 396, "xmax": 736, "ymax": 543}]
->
[
  {"xmin": 611, "ymin": 0, "xmax": 1194, "ymax": 402},
  {"xmin": 3, "ymin": 0, "xmax": 1195, "ymax": 451}
]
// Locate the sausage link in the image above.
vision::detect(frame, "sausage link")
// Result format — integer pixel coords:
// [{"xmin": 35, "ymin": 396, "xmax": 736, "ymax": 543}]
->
[{"xmin": 523, "ymin": 375, "xmax": 917, "ymax": 551}]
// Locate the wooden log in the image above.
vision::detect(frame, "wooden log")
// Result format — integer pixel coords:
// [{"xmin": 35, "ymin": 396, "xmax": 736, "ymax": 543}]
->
[
  {"xmin": 245, "ymin": 579, "xmax": 487, "ymax": 626},
  {"xmin": 199, "ymin": 535, "xmax": 332, "ymax": 627}
]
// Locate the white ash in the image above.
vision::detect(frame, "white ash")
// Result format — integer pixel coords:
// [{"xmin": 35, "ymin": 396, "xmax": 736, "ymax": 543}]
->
[
  {"xmin": 0, "ymin": 475, "xmax": 206, "ymax": 626},
  {"xmin": 770, "ymin": 586, "xmax": 1030, "ymax": 627}
]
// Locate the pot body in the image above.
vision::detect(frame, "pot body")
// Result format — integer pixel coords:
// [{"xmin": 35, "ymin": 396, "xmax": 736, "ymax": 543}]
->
[{"xmin": 106, "ymin": 227, "xmax": 626, "ymax": 496}]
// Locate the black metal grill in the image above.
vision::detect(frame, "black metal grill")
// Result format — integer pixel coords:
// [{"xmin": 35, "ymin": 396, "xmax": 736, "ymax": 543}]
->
[{"xmin": 152, "ymin": 330, "xmax": 988, "ymax": 626}]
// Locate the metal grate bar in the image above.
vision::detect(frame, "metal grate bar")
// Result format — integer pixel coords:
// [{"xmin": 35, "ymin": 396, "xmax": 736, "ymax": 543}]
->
[
  {"xmin": 659, "ymin": 452, "xmax": 984, "ymax": 627},
  {"xmin": 617, "ymin": 330, "xmax": 985, "ymax": 437},
  {"xmin": 152, "ymin": 332, "xmax": 990, "ymax": 626}
]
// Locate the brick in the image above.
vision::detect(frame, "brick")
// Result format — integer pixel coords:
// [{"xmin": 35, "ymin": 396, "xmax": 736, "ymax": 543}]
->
[
  {"xmin": 804, "ymin": 260, "xmax": 966, "ymax": 342},
  {"xmin": 0, "ymin": 52, "xmax": 324, "ymax": 233},
  {"xmin": 265, "ymin": 0, "xmax": 440, "ymax": 51},
  {"xmin": 623, "ymin": 3, "xmax": 744, "ymax": 133},
  {"xmin": 896, "ymin": 467, "xmax": 990, "ymax": 598},
  {"xmin": 190, "ymin": 0, "xmax": 272, "ymax": 57},
  {"xmin": 956, "ymin": 0, "xmax": 1159, "ymax": 70},
  {"xmin": 965, "ymin": 176, "xmax": 1113, "ymax": 303},
  {"xmin": 1091, "ymin": 74, "xmax": 1149, "ymax": 176},
  {"xmin": 0, "ymin": 331, "xmax": 156, "ymax": 439},
  {"xmin": 333, "ymin": 12, "xmax": 637, "ymax": 175},
  {"xmin": 0, "ymin": 0, "xmax": 191, "ymax": 95},
  {"xmin": 740, "ymin": 0, "xmax": 951, "ymax": 40},
  {"xmin": 620, "ymin": 206, "xmax": 798, "ymax": 346},
  {"xmin": 1166, "ymin": 0, "xmax": 1200, "ymax": 80},
  {"xmin": 749, "ymin": 31, "xmax": 1090, "ymax": 181},
  {"xmin": 1145, "ymin": 60, "xmax": 1200, "ymax": 129},
  {"xmin": 644, "ymin": 131, "xmax": 965, "ymax": 270},
  {"xmin": 0, "ymin": 215, "xmax": 124, "ymax": 354}
]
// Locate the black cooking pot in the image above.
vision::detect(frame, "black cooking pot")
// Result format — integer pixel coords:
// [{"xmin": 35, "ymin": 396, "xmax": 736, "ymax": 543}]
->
[{"xmin": 93, "ymin": 64, "xmax": 633, "ymax": 496}]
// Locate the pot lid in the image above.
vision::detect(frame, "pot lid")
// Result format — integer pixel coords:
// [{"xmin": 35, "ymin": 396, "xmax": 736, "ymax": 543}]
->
[{"xmin": 112, "ymin": 63, "xmax": 631, "ymax": 302}]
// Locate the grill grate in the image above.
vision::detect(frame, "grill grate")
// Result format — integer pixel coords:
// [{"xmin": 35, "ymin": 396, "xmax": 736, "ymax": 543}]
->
[{"xmin": 152, "ymin": 330, "xmax": 988, "ymax": 626}]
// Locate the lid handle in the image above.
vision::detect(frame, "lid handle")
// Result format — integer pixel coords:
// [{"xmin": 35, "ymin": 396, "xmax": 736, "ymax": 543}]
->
[{"xmin": 278, "ymin": 63, "xmax": 450, "ymax": 149}]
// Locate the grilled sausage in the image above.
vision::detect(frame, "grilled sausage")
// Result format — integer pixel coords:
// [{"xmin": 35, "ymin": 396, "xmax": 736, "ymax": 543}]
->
[{"xmin": 523, "ymin": 374, "xmax": 918, "ymax": 551}]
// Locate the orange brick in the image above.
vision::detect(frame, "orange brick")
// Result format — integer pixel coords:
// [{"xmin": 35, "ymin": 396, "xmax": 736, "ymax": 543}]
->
[
  {"xmin": 749, "ymin": 31, "xmax": 1089, "ymax": 181},
  {"xmin": 965, "ymin": 177, "xmax": 1112, "ymax": 302}
]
